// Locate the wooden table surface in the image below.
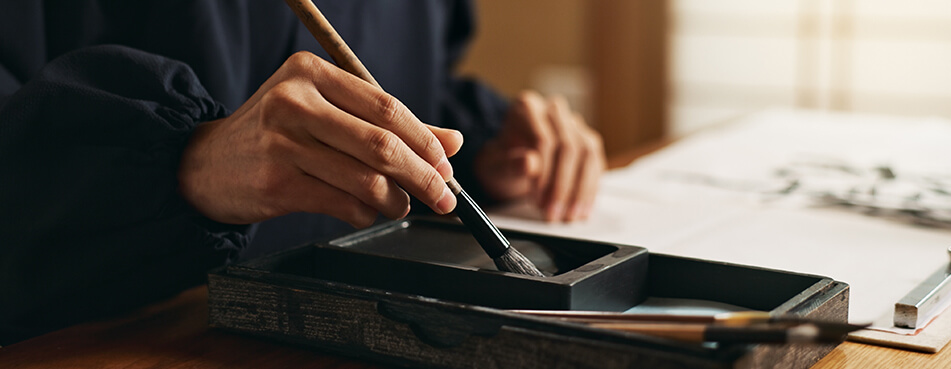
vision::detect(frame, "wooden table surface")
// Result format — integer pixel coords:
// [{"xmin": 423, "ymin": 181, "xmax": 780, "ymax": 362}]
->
[
  {"xmin": 0, "ymin": 286, "xmax": 385, "ymax": 369},
  {"xmin": 3, "ymin": 142, "xmax": 951, "ymax": 368},
  {"xmin": 1, "ymin": 285, "xmax": 950, "ymax": 369}
]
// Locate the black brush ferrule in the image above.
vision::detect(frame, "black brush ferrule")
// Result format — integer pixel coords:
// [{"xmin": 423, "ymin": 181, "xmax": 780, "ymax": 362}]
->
[{"xmin": 448, "ymin": 179, "xmax": 510, "ymax": 258}]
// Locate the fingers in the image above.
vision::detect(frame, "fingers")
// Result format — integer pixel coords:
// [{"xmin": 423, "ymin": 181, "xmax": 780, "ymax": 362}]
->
[
  {"xmin": 290, "ymin": 138, "xmax": 411, "ymax": 220},
  {"xmin": 509, "ymin": 91, "xmax": 556, "ymax": 198},
  {"xmin": 475, "ymin": 141, "xmax": 542, "ymax": 200},
  {"xmin": 179, "ymin": 116, "xmax": 379, "ymax": 228},
  {"xmin": 301, "ymin": 54, "xmax": 458, "ymax": 181},
  {"xmin": 500, "ymin": 91, "xmax": 604, "ymax": 223},
  {"xmin": 288, "ymin": 97, "xmax": 456, "ymax": 215},
  {"xmin": 567, "ymin": 116, "xmax": 605, "ymax": 221},
  {"xmin": 427, "ymin": 125, "xmax": 464, "ymax": 158},
  {"xmin": 542, "ymin": 96, "xmax": 583, "ymax": 221},
  {"xmin": 545, "ymin": 99, "xmax": 606, "ymax": 222},
  {"xmin": 279, "ymin": 174, "xmax": 380, "ymax": 229},
  {"xmin": 279, "ymin": 52, "xmax": 460, "ymax": 215},
  {"xmin": 181, "ymin": 52, "xmax": 467, "ymax": 229}
]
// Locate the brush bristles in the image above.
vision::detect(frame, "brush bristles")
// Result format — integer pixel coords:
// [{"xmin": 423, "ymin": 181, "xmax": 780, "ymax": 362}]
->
[{"xmin": 494, "ymin": 247, "xmax": 546, "ymax": 277}]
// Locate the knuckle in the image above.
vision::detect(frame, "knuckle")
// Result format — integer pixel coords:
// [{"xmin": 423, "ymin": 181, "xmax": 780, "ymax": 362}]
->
[
  {"xmin": 420, "ymin": 172, "xmax": 444, "ymax": 200},
  {"xmin": 268, "ymin": 80, "xmax": 296, "ymax": 99},
  {"xmin": 284, "ymin": 52, "xmax": 330, "ymax": 84},
  {"xmin": 260, "ymin": 82, "xmax": 307, "ymax": 121},
  {"xmin": 286, "ymin": 51, "xmax": 317, "ymax": 70},
  {"xmin": 360, "ymin": 172, "xmax": 391, "ymax": 202},
  {"xmin": 367, "ymin": 129, "xmax": 400, "ymax": 156},
  {"xmin": 366, "ymin": 130, "xmax": 402, "ymax": 165},
  {"xmin": 375, "ymin": 94, "xmax": 405, "ymax": 124},
  {"xmin": 514, "ymin": 91, "xmax": 542, "ymax": 114},
  {"xmin": 422, "ymin": 134, "xmax": 442, "ymax": 160},
  {"xmin": 562, "ymin": 139, "xmax": 581, "ymax": 156}
]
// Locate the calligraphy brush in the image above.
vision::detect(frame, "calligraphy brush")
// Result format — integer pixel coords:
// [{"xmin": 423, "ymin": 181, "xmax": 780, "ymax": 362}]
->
[
  {"xmin": 510, "ymin": 310, "xmax": 772, "ymax": 324},
  {"xmin": 510, "ymin": 310, "xmax": 783, "ymax": 325},
  {"xmin": 511, "ymin": 309, "xmax": 867, "ymax": 327},
  {"xmin": 284, "ymin": 0, "xmax": 545, "ymax": 277},
  {"xmin": 511, "ymin": 310, "xmax": 868, "ymax": 343},
  {"xmin": 587, "ymin": 321, "xmax": 868, "ymax": 344}
]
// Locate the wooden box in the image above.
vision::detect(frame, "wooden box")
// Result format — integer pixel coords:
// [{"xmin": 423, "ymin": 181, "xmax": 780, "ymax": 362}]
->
[{"xmin": 208, "ymin": 217, "xmax": 849, "ymax": 369}]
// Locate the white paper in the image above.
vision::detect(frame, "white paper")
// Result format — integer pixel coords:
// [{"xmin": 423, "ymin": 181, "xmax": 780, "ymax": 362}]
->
[{"xmin": 490, "ymin": 109, "xmax": 951, "ymax": 331}]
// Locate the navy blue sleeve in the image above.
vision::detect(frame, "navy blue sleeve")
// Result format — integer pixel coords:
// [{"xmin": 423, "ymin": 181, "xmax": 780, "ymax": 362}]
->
[
  {"xmin": 0, "ymin": 30, "xmax": 23, "ymax": 107},
  {"xmin": 0, "ymin": 45, "xmax": 249, "ymax": 345},
  {"xmin": 441, "ymin": 78, "xmax": 510, "ymax": 204},
  {"xmin": 0, "ymin": 65, "xmax": 17, "ymax": 107},
  {"xmin": 440, "ymin": 0, "xmax": 511, "ymax": 204}
]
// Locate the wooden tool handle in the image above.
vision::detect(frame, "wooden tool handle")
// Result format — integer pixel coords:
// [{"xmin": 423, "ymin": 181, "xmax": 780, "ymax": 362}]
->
[
  {"xmin": 284, "ymin": 0, "xmax": 382, "ymax": 88},
  {"xmin": 589, "ymin": 323, "xmax": 706, "ymax": 342}
]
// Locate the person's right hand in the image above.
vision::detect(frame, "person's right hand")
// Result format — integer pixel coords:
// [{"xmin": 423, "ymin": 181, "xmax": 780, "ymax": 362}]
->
[{"xmin": 177, "ymin": 52, "xmax": 463, "ymax": 228}]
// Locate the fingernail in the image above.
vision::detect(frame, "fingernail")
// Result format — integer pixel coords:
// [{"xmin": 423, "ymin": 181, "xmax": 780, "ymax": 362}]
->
[
  {"xmin": 436, "ymin": 158, "xmax": 453, "ymax": 181},
  {"xmin": 436, "ymin": 186, "xmax": 456, "ymax": 214},
  {"xmin": 545, "ymin": 203, "xmax": 564, "ymax": 222}
]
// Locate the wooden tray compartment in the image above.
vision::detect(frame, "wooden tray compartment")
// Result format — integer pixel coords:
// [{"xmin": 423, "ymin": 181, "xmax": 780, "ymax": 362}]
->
[{"xmin": 208, "ymin": 217, "xmax": 849, "ymax": 369}]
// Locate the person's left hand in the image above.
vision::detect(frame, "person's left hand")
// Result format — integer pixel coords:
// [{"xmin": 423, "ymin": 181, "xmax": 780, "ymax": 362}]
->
[{"xmin": 475, "ymin": 91, "xmax": 605, "ymax": 222}]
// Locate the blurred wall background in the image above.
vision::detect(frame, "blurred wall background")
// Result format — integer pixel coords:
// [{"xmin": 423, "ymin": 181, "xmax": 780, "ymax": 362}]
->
[
  {"xmin": 457, "ymin": 1, "xmax": 951, "ymax": 158},
  {"xmin": 671, "ymin": 0, "xmax": 951, "ymax": 136},
  {"xmin": 457, "ymin": 0, "xmax": 667, "ymax": 158}
]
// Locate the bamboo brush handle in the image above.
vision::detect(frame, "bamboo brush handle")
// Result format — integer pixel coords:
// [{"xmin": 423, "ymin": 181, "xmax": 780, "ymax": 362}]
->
[
  {"xmin": 284, "ymin": 0, "xmax": 381, "ymax": 89},
  {"xmin": 283, "ymin": 0, "xmax": 542, "ymax": 278}
]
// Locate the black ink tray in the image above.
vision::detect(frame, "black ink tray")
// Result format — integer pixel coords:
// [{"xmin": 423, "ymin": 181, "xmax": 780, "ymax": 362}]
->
[
  {"xmin": 313, "ymin": 218, "xmax": 648, "ymax": 311},
  {"xmin": 208, "ymin": 216, "xmax": 849, "ymax": 369}
]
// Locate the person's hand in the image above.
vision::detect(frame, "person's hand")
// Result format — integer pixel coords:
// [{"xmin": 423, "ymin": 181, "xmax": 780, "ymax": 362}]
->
[
  {"xmin": 475, "ymin": 91, "xmax": 605, "ymax": 222},
  {"xmin": 178, "ymin": 52, "xmax": 462, "ymax": 228}
]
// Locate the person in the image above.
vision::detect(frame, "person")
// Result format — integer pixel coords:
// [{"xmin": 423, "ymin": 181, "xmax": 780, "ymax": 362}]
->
[{"xmin": 0, "ymin": 0, "xmax": 604, "ymax": 344}]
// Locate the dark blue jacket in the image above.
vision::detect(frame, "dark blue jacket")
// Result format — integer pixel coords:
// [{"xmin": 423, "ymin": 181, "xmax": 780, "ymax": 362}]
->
[{"xmin": 0, "ymin": 0, "xmax": 508, "ymax": 344}]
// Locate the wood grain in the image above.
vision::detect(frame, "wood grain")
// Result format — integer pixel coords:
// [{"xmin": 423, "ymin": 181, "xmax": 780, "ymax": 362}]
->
[
  {"xmin": 0, "ymin": 286, "xmax": 385, "ymax": 369},
  {"xmin": 813, "ymin": 338, "xmax": 951, "ymax": 369}
]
